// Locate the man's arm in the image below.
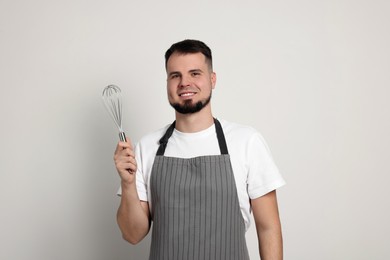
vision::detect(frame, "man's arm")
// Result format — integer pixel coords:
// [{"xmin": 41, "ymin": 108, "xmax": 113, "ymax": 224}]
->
[
  {"xmin": 251, "ymin": 190, "xmax": 283, "ymax": 260},
  {"xmin": 117, "ymin": 182, "xmax": 151, "ymax": 244},
  {"xmin": 114, "ymin": 139, "xmax": 151, "ymax": 244}
]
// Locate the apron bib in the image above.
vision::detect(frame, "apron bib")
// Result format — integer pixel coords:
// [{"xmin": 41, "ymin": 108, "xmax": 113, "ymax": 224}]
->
[{"xmin": 149, "ymin": 119, "xmax": 249, "ymax": 260}]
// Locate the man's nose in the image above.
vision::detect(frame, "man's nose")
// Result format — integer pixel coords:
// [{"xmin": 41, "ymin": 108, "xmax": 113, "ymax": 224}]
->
[{"xmin": 179, "ymin": 75, "xmax": 191, "ymax": 87}]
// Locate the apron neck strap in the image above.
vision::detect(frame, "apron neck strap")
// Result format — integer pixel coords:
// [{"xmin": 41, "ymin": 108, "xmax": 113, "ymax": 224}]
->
[
  {"xmin": 156, "ymin": 118, "xmax": 229, "ymax": 156},
  {"xmin": 156, "ymin": 121, "xmax": 176, "ymax": 156},
  {"xmin": 214, "ymin": 118, "xmax": 229, "ymax": 155}
]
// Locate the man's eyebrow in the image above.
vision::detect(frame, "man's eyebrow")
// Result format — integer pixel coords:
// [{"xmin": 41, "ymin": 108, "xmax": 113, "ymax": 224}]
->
[
  {"xmin": 168, "ymin": 71, "xmax": 181, "ymax": 77},
  {"xmin": 189, "ymin": 69, "xmax": 203, "ymax": 73},
  {"xmin": 168, "ymin": 69, "xmax": 203, "ymax": 76}
]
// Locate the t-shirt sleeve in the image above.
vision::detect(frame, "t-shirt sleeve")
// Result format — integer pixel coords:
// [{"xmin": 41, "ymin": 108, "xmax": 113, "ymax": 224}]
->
[
  {"xmin": 116, "ymin": 142, "xmax": 149, "ymax": 201},
  {"xmin": 246, "ymin": 132, "xmax": 286, "ymax": 199}
]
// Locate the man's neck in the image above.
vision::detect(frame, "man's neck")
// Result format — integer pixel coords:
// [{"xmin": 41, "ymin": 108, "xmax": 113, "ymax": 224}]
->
[{"xmin": 174, "ymin": 106, "xmax": 214, "ymax": 133}]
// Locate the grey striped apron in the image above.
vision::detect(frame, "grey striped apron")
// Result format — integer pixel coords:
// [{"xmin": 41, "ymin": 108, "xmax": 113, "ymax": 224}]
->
[{"xmin": 149, "ymin": 118, "xmax": 250, "ymax": 260}]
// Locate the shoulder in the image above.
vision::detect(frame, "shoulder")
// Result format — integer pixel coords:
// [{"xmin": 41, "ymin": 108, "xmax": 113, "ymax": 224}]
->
[
  {"xmin": 219, "ymin": 119, "xmax": 260, "ymax": 141},
  {"xmin": 218, "ymin": 118, "xmax": 273, "ymax": 153}
]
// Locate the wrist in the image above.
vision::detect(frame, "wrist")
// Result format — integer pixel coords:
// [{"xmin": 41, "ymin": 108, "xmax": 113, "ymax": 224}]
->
[{"xmin": 121, "ymin": 179, "xmax": 136, "ymax": 190}]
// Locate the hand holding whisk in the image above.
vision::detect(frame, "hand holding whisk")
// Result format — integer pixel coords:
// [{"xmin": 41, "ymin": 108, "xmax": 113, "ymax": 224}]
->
[
  {"xmin": 102, "ymin": 85, "xmax": 126, "ymax": 142},
  {"xmin": 103, "ymin": 85, "xmax": 137, "ymax": 177}
]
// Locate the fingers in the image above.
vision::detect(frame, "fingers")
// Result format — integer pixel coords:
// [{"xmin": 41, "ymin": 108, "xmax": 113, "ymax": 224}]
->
[
  {"xmin": 115, "ymin": 155, "xmax": 137, "ymax": 177},
  {"xmin": 115, "ymin": 140, "xmax": 131, "ymax": 153},
  {"xmin": 114, "ymin": 138, "xmax": 137, "ymax": 178},
  {"xmin": 117, "ymin": 159, "xmax": 137, "ymax": 174},
  {"xmin": 114, "ymin": 149, "xmax": 136, "ymax": 166}
]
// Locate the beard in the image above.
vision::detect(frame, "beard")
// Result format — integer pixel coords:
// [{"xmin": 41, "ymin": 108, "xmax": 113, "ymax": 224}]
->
[{"xmin": 170, "ymin": 92, "xmax": 212, "ymax": 114}]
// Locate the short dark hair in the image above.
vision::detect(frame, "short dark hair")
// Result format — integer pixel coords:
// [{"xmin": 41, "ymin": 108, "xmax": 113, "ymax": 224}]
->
[{"xmin": 165, "ymin": 39, "xmax": 213, "ymax": 70}]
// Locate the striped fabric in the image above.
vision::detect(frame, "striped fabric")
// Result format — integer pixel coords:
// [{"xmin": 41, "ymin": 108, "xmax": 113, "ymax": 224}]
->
[{"xmin": 149, "ymin": 155, "xmax": 250, "ymax": 260}]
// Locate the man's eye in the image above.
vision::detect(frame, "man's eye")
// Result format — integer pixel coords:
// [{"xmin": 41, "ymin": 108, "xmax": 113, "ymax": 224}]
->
[
  {"xmin": 192, "ymin": 72, "xmax": 200, "ymax": 76},
  {"xmin": 170, "ymin": 74, "xmax": 179, "ymax": 79}
]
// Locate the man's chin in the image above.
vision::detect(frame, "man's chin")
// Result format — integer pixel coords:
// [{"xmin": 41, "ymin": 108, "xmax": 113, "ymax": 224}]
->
[
  {"xmin": 170, "ymin": 101, "xmax": 203, "ymax": 114},
  {"xmin": 170, "ymin": 94, "xmax": 212, "ymax": 114}
]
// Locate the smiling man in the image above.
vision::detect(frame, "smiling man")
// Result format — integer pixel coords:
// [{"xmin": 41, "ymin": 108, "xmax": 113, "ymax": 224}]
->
[
  {"xmin": 114, "ymin": 39, "xmax": 286, "ymax": 260},
  {"xmin": 167, "ymin": 51, "xmax": 215, "ymax": 115}
]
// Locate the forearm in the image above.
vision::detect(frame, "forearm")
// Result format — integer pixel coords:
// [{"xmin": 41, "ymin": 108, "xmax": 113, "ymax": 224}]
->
[
  {"xmin": 117, "ymin": 181, "xmax": 150, "ymax": 244},
  {"xmin": 251, "ymin": 191, "xmax": 283, "ymax": 260},
  {"xmin": 258, "ymin": 225, "xmax": 283, "ymax": 260}
]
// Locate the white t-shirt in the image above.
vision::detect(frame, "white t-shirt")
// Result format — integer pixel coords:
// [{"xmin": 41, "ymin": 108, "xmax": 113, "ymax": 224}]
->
[{"xmin": 118, "ymin": 119, "xmax": 285, "ymax": 230}]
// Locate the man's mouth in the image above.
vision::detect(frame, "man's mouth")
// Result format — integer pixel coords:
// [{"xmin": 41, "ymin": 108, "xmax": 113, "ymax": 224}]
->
[{"xmin": 179, "ymin": 92, "xmax": 196, "ymax": 97}]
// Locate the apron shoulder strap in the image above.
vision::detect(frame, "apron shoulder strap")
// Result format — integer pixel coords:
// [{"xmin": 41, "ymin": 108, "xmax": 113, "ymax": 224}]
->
[
  {"xmin": 155, "ymin": 118, "xmax": 229, "ymax": 156},
  {"xmin": 156, "ymin": 121, "xmax": 176, "ymax": 156},
  {"xmin": 214, "ymin": 118, "xmax": 229, "ymax": 155}
]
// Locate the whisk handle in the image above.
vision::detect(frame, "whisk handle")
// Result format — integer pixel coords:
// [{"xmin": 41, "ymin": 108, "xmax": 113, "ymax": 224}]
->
[{"xmin": 119, "ymin": 132, "xmax": 126, "ymax": 142}]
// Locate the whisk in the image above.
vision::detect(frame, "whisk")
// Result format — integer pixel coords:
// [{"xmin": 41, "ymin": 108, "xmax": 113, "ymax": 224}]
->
[{"xmin": 102, "ymin": 84, "xmax": 126, "ymax": 142}]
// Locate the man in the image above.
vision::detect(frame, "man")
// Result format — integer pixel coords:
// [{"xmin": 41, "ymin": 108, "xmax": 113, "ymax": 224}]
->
[{"xmin": 114, "ymin": 39, "xmax": 285, "ymax": 260}]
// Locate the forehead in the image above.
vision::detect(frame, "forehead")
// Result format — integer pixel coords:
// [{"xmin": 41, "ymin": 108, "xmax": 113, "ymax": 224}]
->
[{"xmin": 166, "ymin": 52, "xmax": 208, "ymax": 72}]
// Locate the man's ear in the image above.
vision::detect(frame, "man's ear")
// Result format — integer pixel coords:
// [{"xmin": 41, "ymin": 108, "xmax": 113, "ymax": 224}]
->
[{"xmin": 211, "ymin": 72, "xmax": 217, "ymax": 89}]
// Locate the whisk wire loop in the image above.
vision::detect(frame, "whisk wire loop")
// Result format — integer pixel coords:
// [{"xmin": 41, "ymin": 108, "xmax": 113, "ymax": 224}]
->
[{"xmin": 102, "ymin": 84, "xmax": 126, "ymax": 141}]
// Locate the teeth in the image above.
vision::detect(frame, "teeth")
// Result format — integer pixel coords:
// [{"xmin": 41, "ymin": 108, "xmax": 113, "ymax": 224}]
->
[{"xmin": 180, "ymin": 93, "xmax": 194, "ymax": 97}]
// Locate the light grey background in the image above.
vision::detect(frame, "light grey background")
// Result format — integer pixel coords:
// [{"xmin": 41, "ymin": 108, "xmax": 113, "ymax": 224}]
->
[{"xmin": 1, "ymin": 0, "xmax": 389, "ymax": 259}]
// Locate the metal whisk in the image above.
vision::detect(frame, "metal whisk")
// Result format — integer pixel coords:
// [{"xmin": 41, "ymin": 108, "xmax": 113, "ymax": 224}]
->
[{"xmin": 102, "ymin": 84, "xmax": 126, "ymax": 142}]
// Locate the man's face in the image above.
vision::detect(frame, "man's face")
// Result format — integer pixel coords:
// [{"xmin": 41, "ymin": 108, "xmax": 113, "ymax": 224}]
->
[{"xmin": 166, "ymin": 52, "xmax": 216, "ymax": 114}]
